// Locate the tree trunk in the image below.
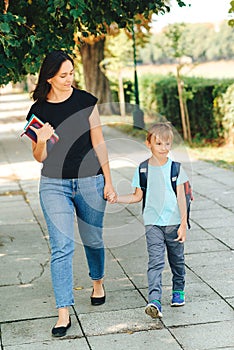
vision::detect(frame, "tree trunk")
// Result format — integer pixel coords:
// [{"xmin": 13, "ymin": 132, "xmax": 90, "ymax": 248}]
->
[
  {"xmin": 118, "ymin": 71, "xmax": 126, "ymax": 118},
  {"xmin": 176, "ymin": 66, "xmax": 188, "ymax": 141},
  {"xmin": 184, "ymin": 100, "xmax": 192, "ymax": 144},
  {"xmin": 80, "ymin": 38, "xmax": 114, "ymax": 115}
]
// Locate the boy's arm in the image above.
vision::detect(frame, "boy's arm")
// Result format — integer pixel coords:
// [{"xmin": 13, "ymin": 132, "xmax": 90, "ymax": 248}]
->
[
  {"xmin": 117, "ymin": 187, "xmax": 143, "ymax": 204},
  {"xmin": 175, "ymin": 183, "xmax": 187, "ymax": 243}
]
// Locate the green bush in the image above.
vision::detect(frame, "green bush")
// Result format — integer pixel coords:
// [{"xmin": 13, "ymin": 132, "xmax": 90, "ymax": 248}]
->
[
  {"xmin": 139, "ymin": 75, "xmax": 234, "ymax": 141},
  {"xmin": 110, "ymin": 78, "xmax": 134, "ymax": 105},
  {"xmin": 218, "ymin": 83, "xmax": 234, "ymax": 144}
]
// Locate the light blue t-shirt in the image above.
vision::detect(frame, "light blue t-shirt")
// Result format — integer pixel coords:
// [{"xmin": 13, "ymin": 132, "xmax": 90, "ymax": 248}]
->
[{"xmin": 132, "ymin": 158, "xmax": 188, "ymax": 226}]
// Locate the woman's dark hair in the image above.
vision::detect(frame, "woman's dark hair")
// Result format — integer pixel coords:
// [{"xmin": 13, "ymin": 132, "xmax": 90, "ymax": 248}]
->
[{"xmin": 32, "ymin": 50, "xmax": 74, "ymax": 102}]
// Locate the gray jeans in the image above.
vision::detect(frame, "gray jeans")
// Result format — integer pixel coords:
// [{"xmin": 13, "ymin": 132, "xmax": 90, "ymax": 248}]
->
[{"xmin": 145, "ymin": 225, "xmax": 185, "ymax": 303}]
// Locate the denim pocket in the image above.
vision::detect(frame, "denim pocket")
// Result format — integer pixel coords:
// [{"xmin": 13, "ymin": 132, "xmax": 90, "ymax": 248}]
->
[{"xmin": 95, "ymin": 174, "xmax": 105, "ymax": 198}]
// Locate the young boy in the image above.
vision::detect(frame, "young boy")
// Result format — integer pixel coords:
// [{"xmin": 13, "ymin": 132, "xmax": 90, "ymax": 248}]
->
[{"xmin": 112, "ymin": 122, "xmax": 189, "ymax": 319}]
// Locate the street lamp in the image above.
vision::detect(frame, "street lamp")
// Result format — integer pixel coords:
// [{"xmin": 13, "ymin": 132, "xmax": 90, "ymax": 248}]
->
[{"xmin": 132, "ymin": 21, "xmax": 145, "ymax": 130}]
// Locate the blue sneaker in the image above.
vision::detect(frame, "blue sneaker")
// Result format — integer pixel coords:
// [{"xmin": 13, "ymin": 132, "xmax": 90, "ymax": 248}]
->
[
  {"xmin": 171, "ymin": 291, "xmax": 185, "ymax": 306},
  {"xmin": 145, "ymin": 299, "xmax": 163, "ymax": 318}
]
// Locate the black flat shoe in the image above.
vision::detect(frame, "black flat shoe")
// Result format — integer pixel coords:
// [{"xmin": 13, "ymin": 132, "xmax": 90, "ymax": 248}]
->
[
  {"xmin": 91, "ymin": 285, "xmax": 106, "ymax": 306},
  {"xmin": 51, "ymin": 317, "xmax": 71, "ymax": 337}
]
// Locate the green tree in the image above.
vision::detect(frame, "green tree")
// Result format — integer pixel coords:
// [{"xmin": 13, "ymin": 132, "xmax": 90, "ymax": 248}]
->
[
  {"xmin": 155, "ymin": 23, "xmax": 192, "ymax": 142},
  {"xmin": 0, "ymin": 0, "xmax": 186, "ymax": 104},
  {"xmin": 228, "ymin": 0, "xmax": 234, "ymax": 27},
  {"xmin": 141, "ymin": 21, "xmax": 234, "ymax": 64}
]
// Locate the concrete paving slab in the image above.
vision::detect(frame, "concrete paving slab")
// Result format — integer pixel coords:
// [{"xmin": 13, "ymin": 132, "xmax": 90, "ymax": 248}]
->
[
  {"xmin": 185, "ymin": 239, "xmax": 229, "ymax": 254},
  {"xmin": 0, "ymin": 277, "xmax": 56, "ymax": 323},
  {"xmin": 186, "ymin": 257, "xmax": 234, "ymax": 298},
  {"xmin": 207, "ymin": 227, "xmax": 234, "ymax": 249},
  {"xmin": 111, "ymin": 236, "xmax": 148, "ymax": 259},
  {"xmin": 74, "ymin": 288, "xmax": 146, "ymax": 315},
  {"xmin": 163, "ymin": 299, "xmax": 234, "ymax": 327},
  {"xmin": 227, "ymin": 297, "xmax": 234, "ymax": 308},
  {"xmin": 88, "ymin": 329, "xmax": 183, "ymax": 350},
  {"xmin": 0, "ymin": 205, "xmax": 36, "ymax": 225},
  {"xmin": 103, "ymin": 220, "xmax": 145, "ymax": 249},
  {"xmin": 211, "ymin": 194, "xmax": 234, "ymax": 209},
  {"xmin": 190, "ymin": 195, "xmax": 222, "ymax": 211},
  {"xmin": 0, "ymin": 194, "xmax": 24, "ymax": 203},
  {"xmin": 3, "ymin": 338, "xmax": 90, "ymax": 350},
  {"xmin": 191, "ymin": 207, "xmax": 231, "ymax": 220},
  {"xmin": 105, "ymin": 249, "xmax": 133, "ymax": 279},
  {"xmin": 186, "ymin": 228, "xmax": 214, "ymax": 241},
  {"xmin": 0, "ymin": 184, "xmax": 22, "ymax": 194},
  {"xmin": 115, "ymin": 256, "xmax": 148, "ymax": 288},
  {"xmin": 192, "ymin": 178, "xmax": 228, "ymax": 193},
  {"xmin": 186, "ymin": 250, "xmax": 234, "ymax": 268},
  {"xmin": 171, "ymin": 320, "xmax": 234, "ymax": 350},
  {"xmin": 195, "ymin": 215, "xmax": 234, "ymax": 230},
  {"xmin": 0, "ymin": 253, "xmax": 49, "ymax": 286},
  {"xmin": 1, "ymin": 315, "xmax": 83, "ymax": 347},
  {"xmin": 188, "ymin": 221, "xmax": 202, "ymax": 231},
  {"xmin": 0, "ymin": 223, "xmax": 49, "ymax": 255},
  {"xmin": 79, "ymin": 308, "xmax": 163, "ymax": 337},
  {"xmin": 207, "ymin": 280, "xmax": 234, "ymax": 299}
]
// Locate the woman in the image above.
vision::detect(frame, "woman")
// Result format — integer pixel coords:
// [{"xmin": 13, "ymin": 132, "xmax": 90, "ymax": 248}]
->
[{"xmin": 27, "ymin": 50, "xmax": 115, "ymax": 337}]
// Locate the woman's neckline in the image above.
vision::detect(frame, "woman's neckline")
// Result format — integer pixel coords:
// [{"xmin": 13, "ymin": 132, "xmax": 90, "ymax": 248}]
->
[{"xmin": 46, "ymin": 87, "xmax": 74, "ymax": 104}]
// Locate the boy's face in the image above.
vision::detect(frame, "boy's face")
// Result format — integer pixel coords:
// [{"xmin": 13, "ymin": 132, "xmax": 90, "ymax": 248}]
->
[{"xmin": 146, "ymin": 134, "xmax": 172, "ymax": 162}]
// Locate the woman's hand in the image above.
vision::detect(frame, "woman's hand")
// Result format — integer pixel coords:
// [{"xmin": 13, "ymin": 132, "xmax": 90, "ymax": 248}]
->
[
  {"xmin": 104, "ymin": 183, "xmax": 117, "ymax": 203},
  {"xmin": 30, "ymin": 122, "xmax": 55, "ymax": 143}
]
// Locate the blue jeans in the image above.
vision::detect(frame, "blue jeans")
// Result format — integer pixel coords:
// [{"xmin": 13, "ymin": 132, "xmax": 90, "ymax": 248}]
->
[
  {"xmin": 39, "ymin": 174, "xmax": 106, "ymax": 309},
  {"xmin": 145, "ymin": 225, "xmax": 185, "ymax": 303}
]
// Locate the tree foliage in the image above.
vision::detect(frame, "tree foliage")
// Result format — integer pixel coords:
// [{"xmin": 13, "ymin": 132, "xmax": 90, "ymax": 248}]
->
[
  {"xmin": 228, "ymin": 0, "xmax": 234, "ymax": 27},
  {"xmin": 0, "ymin": 0, "xmax": 186, "ymax": 86}
]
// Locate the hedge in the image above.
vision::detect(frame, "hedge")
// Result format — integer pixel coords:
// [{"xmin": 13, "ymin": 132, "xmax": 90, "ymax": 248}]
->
[{"xmin": 138, "ymin": 75, "xmax": 234, "ymax": 140}]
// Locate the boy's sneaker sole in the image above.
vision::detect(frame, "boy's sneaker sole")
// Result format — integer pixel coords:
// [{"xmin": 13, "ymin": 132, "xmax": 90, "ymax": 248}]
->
[
  {"xmin": 171, "ymin": 301, "xmax": 185, "ymax": 307},
  {"xmin": 145, "ymin": 304, "xmax": 163, "ymax": 318}
]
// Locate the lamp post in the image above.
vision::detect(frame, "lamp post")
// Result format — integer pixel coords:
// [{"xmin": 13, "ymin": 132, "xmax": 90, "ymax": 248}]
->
[{"xmin": 132, "ymin": 21, "xmax": 145, "ymax": 130}]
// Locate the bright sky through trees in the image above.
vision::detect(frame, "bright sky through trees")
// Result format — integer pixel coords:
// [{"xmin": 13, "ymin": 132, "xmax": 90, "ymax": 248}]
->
[{"xmin": 153, "ymin": 0, "xmax": 231, "ymax": 31}]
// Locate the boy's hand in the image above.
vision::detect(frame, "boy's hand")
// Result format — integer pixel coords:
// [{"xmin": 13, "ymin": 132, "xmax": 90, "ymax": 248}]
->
[
  {"xmin": 174, "ymin": 224, "xmax": 186, "ymax": 243},
  {"xmin": 107, "ymin": 192, "xmax": 117, "ymax": 204},
  {"xmin": 104, "ymin": 184, "xmax": 117, "ymax": 203},
  {"xmin": 107, "ymin": 192, "xmax": 117, "ymax": 203}
]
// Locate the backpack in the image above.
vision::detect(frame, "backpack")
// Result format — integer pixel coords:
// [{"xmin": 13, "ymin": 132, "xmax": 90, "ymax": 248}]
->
[{"xmin": 139, "ymin": 159, "xmax": 193, "ymax": 229}]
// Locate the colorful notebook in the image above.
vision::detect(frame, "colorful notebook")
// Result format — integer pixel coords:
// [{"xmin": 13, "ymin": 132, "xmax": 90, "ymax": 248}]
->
[{"xmin": 21, "ymin": 114, "xmax": 59, "ymax": 144}]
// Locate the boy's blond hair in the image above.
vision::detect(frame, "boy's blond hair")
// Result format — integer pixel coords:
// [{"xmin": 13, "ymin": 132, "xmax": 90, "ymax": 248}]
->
[{"xmin": 146, "ymin": 122, "xmax": 174, "ymax": 143}]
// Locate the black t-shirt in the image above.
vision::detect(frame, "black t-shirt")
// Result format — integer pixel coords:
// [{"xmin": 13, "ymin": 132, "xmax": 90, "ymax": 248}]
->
[{"xmin": 27, "ymin": 88, "xmax": 102, "ymax": 179}]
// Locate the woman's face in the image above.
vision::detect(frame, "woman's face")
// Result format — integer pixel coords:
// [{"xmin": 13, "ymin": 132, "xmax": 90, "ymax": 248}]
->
[{"xmin": 48, "ymin": 60, "xmax": 74, "ymax": 92}]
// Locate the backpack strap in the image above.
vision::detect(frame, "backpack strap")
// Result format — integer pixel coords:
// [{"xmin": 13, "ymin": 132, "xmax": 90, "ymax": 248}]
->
[
  {"xmin": 170, "ymin": 161, "xmax": 181, "ymax": 195},
  {"xmin": 139, "ymin": 159, "xmax": 149, "ymax": 211},
  {"xmin": 171, "ymin": 161, "xmax": 193, "ymax": 229}
]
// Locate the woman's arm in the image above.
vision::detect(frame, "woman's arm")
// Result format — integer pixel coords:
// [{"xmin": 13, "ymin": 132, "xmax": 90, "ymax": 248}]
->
[
  {"xmin": 89, "ymin": 105, "xmax": 115, "ymax": 200},
  {"xmin": 117, "ymin": 187, "xmax": 143, "ymax": 204},
  {"xmin": 176, "ymin": 183, "xmax": 187, "ymax": 242},
  {"xmin": 30, "ymin": 123, "xmax": 55, "ymax": 162}
]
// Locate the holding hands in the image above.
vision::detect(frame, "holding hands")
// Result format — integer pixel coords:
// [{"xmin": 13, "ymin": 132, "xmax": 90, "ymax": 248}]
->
[{"xmin": 104, "ymin": 184, "xmax": 117, "ymax": 203}]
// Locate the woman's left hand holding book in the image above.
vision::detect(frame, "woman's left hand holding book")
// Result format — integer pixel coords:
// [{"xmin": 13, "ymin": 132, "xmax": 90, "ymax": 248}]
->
[
  {"xmin": 30, "ymin": 122, "xmax": 55, "ymax": 144},
  {"xmin": 29, "ymin": 123, "xmax": 57, "ymax": 163}
]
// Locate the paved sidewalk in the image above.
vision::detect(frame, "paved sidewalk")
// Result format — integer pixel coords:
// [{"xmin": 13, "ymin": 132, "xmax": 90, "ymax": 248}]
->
[{"xmin": 0, "ymin": 93, "xmax": 234, "ymax": 350}]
